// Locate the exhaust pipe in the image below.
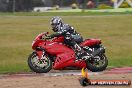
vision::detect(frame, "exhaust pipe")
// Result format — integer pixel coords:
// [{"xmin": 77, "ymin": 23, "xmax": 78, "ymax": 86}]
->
[{"xmin": 91, "ymin": 47, "xmax": 105, "ymax": 58}]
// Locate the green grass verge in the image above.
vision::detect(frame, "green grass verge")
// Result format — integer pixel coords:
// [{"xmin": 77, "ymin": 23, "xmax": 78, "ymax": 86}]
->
[
  {"xmin": 0, "ymin": 15, "xmax": 132, "ymax": 73},
  {"xmin": 0, "ymin": 11, "xmax": 132, "ymax": 16}
]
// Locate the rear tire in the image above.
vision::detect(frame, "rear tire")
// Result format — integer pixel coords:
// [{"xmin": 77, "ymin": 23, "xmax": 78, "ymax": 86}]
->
[
  {"xmin": 28, "ymin": 52, "xmax": 52, "ymax": 73},
  {"xmin": 86, "ymin": 54, "xmax": 108, "ymax": 72}
]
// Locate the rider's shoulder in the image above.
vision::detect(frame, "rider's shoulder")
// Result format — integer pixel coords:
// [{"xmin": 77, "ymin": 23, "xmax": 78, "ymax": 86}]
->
[
  {"xmin": 63, "ymin": 24, "xmax": 69, "ymax": 27},
  {"xmin": 63, "ymin": 24, "xmax": 72, "ymax": 29}
]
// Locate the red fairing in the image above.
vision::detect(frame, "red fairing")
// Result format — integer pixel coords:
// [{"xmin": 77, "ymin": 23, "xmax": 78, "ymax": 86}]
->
[
  {"xmin": 32, "ymin": 39, "xmax": 44, "ymax": 50},
  {"xmin": 52, "ymin": 36, "xmax": 64, "ymax": 43},
  {"xmin": 31, "ymin": 32, "xmax": 103, "ymax": 70},
  {"xmin": 43, "ymin": 40, "xmax": 87, "ymax": 69},
  {"xmin": 44, "ymin": 41, "xmax": 74, "ymax": 55},
  {"xmin": 32, "ymin": 32, "xmax": 48, "ymax": 50},
  {"xmin": 52, "ymin": 52, "xmax": 86, "ymax": 69},
  {"xmin": 80, "ymin": 39, "xmax": 101, "ymax": 47}
]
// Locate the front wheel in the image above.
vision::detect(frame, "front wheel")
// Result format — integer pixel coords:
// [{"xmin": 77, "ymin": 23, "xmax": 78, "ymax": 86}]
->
[
  {"xmin": 28, "ymin": 52, "xmax": 52, "ymax": 73},
  {"xmin": 86, "ymin": 54, "xmax": 108, "ymax": 72}
]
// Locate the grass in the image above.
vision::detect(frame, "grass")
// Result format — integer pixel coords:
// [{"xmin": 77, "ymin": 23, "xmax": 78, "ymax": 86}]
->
[
  {"xmin": 0, "ymin": 11, "xmax": 132, "ymax": 16},
  {"xmin": 0, "ymin": 14, "xmax": 132, "ymax": 73}
]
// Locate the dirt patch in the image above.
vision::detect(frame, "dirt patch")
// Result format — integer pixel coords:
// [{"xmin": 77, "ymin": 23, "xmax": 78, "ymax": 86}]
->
[{"xmin": 0, "ymin": 67, "xmax": 132, "ymax": 88}]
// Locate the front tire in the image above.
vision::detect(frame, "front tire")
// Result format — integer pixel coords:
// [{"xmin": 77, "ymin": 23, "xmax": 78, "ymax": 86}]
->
[
  {"xmin": 86, "ymin": 54, "xmax": 108, "ymax": 72},
  {"xmin": 28, "ymin": 52, "xmax": 52, "ymax": 73}
]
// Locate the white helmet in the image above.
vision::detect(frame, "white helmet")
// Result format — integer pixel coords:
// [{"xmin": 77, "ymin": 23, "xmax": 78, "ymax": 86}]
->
[{"xmin": 50, "ymin": 16, "xmax": 63, "ymax": 32}]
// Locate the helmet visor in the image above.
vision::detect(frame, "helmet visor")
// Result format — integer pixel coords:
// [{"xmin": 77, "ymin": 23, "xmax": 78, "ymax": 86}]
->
[{"xmin": 51, "ymin": 23, "xmax": 58, "ymax": 28}]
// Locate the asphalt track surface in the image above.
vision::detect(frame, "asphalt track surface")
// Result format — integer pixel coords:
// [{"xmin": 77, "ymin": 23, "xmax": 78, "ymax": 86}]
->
[{"xmin": 0, "ymin": 67, "xmax": 132, "ymax": 88}]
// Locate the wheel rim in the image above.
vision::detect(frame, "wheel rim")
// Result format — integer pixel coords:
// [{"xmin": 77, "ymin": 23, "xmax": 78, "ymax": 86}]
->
[
  {"xmin": 90, "ymin": 55, "xmax": 106, "ymax": 67},
  {"xmin": 31, "ymin": 54, "xmax": 51, "ymax": 70}
]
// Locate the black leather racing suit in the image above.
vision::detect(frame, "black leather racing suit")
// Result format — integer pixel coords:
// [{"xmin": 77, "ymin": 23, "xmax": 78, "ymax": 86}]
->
[{"xmin": 49, "ymin": 24, "xmax": 84, "ymax": 54}]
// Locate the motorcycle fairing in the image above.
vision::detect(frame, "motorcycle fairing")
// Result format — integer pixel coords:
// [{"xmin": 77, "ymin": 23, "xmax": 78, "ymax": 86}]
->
[
  {"xmin": 52, "ymin": 36, "xmax": 64, "ymax": 43},
  {"xmin": 41, "ymin": 40, "xmax": 86, "ymax": 69},
  {"xmin": 44, "ymin": 41, "xmax": 73, "ymax": 55},
  {"xmin": 53, "ymin": 53, "xmax": 86, "ymax": 69},
  {"xmin": 31, "ymin": 32, "xmax": 102, "ymax": 70}
]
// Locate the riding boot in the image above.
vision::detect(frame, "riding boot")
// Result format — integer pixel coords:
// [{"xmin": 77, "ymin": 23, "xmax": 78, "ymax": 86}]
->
[{"xmin": 73, "ymin": 44, "xmax": 90, "ymax": 61}]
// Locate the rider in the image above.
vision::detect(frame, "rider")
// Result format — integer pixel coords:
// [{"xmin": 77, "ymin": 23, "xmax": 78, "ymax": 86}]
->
[{"xmin": 47, "ymin": 16, "xmax": 89, "ymax": 61}]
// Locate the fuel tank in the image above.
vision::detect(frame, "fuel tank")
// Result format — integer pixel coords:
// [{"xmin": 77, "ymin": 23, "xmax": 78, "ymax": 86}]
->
[{"xmin": 44, "ymin": 41, "xmax": 74, "ymax": 55}]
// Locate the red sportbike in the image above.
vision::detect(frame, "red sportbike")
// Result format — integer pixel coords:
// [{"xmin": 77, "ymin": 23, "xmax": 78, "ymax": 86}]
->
[{"xmin": 28, "ymin": 32, "xmax": 108, "ymax": 73}]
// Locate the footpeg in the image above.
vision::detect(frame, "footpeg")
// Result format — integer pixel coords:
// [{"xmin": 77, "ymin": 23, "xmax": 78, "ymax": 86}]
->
[{"xmin": 82, "ymin": 56, "xmax": 91, "ymax": 60}]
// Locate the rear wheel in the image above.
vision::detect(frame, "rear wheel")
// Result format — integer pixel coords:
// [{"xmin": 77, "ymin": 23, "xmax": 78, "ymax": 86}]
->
[
  {"xmin": 28, "ymin": 52, "xmax": 52, "ymax": 73},
  {"xmin": 86, "ymin": 54, "xmax": 108, "ymax": 72}
]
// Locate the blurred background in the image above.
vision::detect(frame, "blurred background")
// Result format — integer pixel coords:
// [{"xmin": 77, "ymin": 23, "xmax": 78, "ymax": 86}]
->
[{"xmin": 0, "ymin": 0, "xmax": 131, "ymax": 12}]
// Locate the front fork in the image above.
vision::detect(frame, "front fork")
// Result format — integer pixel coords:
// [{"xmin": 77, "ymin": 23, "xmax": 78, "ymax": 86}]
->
[
  {"xmin": 35, "ymin": 47, "xmax": 46, "ymax": 59},
  {"xmin": 35, "ymin": 50, "xmax": 45, "ymax": 59},
  {"xmin": 35, "ymin": 50, "xmax": 49, "ymax": 67}
]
